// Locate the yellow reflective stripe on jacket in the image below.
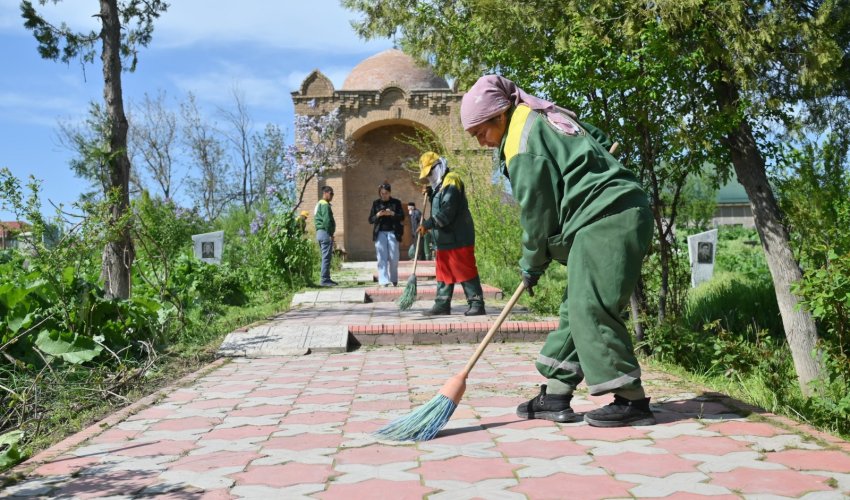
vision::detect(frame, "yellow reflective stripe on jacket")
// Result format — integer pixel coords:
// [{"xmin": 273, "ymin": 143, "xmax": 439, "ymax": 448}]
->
[
  {"xmin": 504, "ymin": 104, "xmax": 536, "ymax": 168},
  {"xmin": 441, "ymin": 172, "xmax": 464, "ymax": 191}
]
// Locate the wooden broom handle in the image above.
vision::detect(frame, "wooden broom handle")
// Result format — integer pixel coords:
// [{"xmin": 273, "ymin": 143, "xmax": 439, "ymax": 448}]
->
[
  {"xmin": 411, "ymin": 191, "xmax": 429, "ymax": 273},
  {"xmin": 459, "ymin": 141, "xmax": 619, "ymax": 376},
  {"xmin": 461, "ymin": 281, "xmax": 527, "ymax": 375}
]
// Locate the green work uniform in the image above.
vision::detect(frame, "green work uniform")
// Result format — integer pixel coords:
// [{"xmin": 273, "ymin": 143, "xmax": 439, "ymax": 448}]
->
[
  {"xmin": 501, "ymin": 104, "xmax": 653, "ymax": 397},
  {"xmin": 423, "ymin": 171, "xmax": 484, "ymax": 312}
]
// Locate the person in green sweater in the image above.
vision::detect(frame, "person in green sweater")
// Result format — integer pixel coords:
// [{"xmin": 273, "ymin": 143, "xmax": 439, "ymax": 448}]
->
[
  {"xmin": 314, "ymin": 185, "xmax": 337, "ymax": 287},
  {"xmin": 460, "ymin": 75, "xmax": 655, "ymax": 427},
  {"xmin": 417, "ymin": 152, "xmax": 486, "ymax": 316}
]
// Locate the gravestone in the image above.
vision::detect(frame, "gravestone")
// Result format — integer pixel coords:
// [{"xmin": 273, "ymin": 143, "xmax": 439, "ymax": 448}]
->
[
  {"xmin": 191, "ymin": 230, "xmax": 224, "ymax": 265},
  {"xmin": 687, "ymin": 228, "xmax": 718, "ymax": 287}
]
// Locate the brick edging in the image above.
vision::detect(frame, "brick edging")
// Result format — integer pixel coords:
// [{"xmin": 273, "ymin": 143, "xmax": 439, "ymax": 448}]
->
[{"xmin": 2, "ymin": 357, "xmax": 230, "ymax": 479}]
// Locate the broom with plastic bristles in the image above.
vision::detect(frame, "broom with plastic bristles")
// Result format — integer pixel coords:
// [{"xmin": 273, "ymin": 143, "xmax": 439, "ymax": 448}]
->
[
  {"xmin": 397, "ymin": 193, "xmax": 429, "ymax": 311},
  {"xmin": 376, "ymin": 281, "xmax": 527, "ymax": 441}
]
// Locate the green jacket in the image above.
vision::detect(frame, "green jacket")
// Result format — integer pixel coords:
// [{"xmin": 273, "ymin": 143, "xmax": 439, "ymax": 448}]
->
[
  {"xmin": 500, "ymin": 104, "xmax": 648, "ymax": 275},
  {"xmin": 314, "ymin": 199, "xmax": 335, "ymax": 236},
  {"xmin": 423, "ymin": 171, "xmax": 476, "ymax": 250}
]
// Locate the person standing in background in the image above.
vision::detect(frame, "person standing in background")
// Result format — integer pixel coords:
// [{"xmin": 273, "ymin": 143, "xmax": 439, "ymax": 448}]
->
[
  {"xmin": 369, "ymin": 183, "xmax": 405, "ymax": 287},
  {"xmin": 314, "ymin": 186, "xmax": 337, "ymax": 287},
  {"xmin": 407, "ymin": 201, "xmax": 426, "ymax": 261}
]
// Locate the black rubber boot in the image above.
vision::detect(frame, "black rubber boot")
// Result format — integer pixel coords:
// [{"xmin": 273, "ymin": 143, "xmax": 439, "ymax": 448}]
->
[
  {"xmin": 464, "ymin": 303, "xmax": 486, "ymax": 316},
  {"xmin": 516, "ymin": 385, "xmax": 583, "ymax": 423},
  {"xmin": 461, "ymin": 277, "xmax": 485, "ymax": 316},
  {"xmin": 584, "ymin": 395, "xmax": 656, "ymax": 427},
  {"xmin": 422, "ymin": 281, "xmax": 452, "ymax": 316}
]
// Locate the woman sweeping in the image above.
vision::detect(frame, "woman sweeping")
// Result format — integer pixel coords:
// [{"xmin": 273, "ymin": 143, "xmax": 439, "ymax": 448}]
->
[
  {"xmin": 460, "ymin": 75, "xmax": 655, "ymax": 427},
  {"xmin": 417, "ymin": 152, "xmax": 486, "ymax": 316}
]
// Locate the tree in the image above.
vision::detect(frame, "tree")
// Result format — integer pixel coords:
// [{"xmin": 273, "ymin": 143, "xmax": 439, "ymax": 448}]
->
[
  {"xmin": 285, "ymin": 108, "xmax": 352, "ymax": 212},
  {"xmin": 129, "ymin": 90, "xmax": 180, "ymax": 200},
  {"xmin": 342, "ymin": 0, "xmax": 850, "ymax": 395},
  {"xmin": 21, "ymin": 0, "xmax": 168, "ymax": 300},
  {"xmin": 253, "ymin": 123, "xmax": 288, "ymax": 204},
  {"xmin": 218, "ymin": 88, "xmax": 256, "ymax": 212},
  {"xmin": 181, "ymin": 93, "xmax": 232, "ymax": 221}
]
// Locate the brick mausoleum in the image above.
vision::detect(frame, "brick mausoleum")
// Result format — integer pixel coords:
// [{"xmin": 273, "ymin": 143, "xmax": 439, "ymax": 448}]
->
[{"xmin": 292, "ymin": 49, "xmax": 478, "ymax": 261}]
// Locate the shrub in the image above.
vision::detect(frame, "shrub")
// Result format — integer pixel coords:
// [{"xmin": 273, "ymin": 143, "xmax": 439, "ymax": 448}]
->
[{"xmin": 684, "ymin": 271, "xmax": 782, "ymax": 340}]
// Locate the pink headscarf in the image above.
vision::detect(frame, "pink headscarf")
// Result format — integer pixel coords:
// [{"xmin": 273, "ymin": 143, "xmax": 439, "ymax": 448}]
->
[{"xmin": 460, "ymin": 75, "xmax": 579, "ymax": 135}]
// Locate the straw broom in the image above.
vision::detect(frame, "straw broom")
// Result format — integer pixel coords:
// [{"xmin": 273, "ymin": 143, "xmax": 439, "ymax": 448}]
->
[
  {"xmin": 397, "ymin": 192, "xmax": 429, "ymax": 311},
  {"xmin": 375, "ymin": 281, "xmax": 527, "ymax": 441}
]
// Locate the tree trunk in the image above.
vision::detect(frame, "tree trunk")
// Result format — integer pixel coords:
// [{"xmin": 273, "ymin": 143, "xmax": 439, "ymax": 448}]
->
[
  {"xmin": 100, "ymin": 0, "xmax": 134, "ymax": 300},
  {"xmin": 713, "ymin": 78, "xmax": 822, "ymax": 396}
]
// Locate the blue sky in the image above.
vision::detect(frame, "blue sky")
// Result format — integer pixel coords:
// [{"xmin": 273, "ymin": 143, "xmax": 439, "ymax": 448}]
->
[{"xmin": 0, "ymin": 0, "xmax": 393, "ymax": 220}]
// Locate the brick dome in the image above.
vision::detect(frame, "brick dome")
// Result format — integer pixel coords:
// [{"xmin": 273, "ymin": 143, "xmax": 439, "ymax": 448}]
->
[{"xmin": 342, "ymin": 49, "xmax": 449, "ymax": 91}]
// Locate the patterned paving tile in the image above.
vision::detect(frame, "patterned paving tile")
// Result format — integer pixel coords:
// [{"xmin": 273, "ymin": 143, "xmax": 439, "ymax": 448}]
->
[
  {"xmin": 231, "ymin": 463, "xmax": 333, "ymax": 487},
  {"xmin": 316, "ymin": 478, "xmax": 434, "ymax": 499},
  {"xmin": 593, "ymin": 451, "xmax": 700, "ymax": 476},
  {"xmin": 414, "ymin": 456, "xmax": 519, "ymax": 482},
  {"xmin": 709, "ymin": 468, "xmax": 833, "ymax": 496},
  {"xmin": 509, "ymin": 472, "xmax": 633, "ymax": 500}
]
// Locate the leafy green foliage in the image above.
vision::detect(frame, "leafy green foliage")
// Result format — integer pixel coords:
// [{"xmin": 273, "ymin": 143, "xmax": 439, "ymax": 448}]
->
[{"xmin": 0, "ymin": 430, "xmax": 23, "ymax": 469}]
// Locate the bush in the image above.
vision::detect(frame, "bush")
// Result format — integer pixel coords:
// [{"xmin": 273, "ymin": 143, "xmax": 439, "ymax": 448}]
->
[{"xmin": 684, "ymin": 271, "xmax": 782, "ymax": 339}]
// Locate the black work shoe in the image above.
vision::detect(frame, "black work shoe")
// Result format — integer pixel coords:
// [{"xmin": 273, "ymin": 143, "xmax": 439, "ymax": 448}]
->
[
  {"xmin": 320, "ymin": 281, "xmax": 337, "ymax": 287},
  {"xmin": 516, "ymin": 385, "xmax": 583, "ymax": 423},
  {"xmin": 464, "ymin": 304, "xmax": 486, "ymax": 316},
  {"xmin": 584, "ymin": 395, "xmax": 656, "ymax": 427},
  {"xmin": 422, "ymin": 306, "xmax": 451, "ymax": 317}
]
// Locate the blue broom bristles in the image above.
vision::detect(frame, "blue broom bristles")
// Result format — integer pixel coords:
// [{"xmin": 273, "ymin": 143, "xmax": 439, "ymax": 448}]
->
[
  {"xmin": 373, "ymin": 394, "xmax": 457, "ymax": 441},
  {"xmin": 396, "ymin": 274, "xmax": 417, "ymax": 311}
]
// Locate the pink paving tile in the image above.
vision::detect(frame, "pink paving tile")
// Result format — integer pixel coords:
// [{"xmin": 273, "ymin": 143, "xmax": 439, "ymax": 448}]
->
[
  {"xmin": 766, "ymin": 449, "xmax": 850, "ymax": 472},
  {"xmin": 33, "ymin": 454, "xmax": 102, "ymax": 476},
  {"xmin": 317, "ymin": 479, "xmax": 433, "ymax": 499},
  {"xmin": 164, "ymin": 390, "xmax": 198, "ymax": 403},
  {"xmin": 414, "ymin": 456, "xmax": 518, "ymax": 482},
  {"xmin": 466, "ymin": 396, "xmax": 521, "ymax": 407},
  {"xmin": 355, "ymin": 384, "xmax": 408, "ymax": 394},
  {"xmin": 51, "ymin": 470, "xmax": 160, "ymax": 499},
  {"xmin": 561, "ymin": 423, "xmax": 652, "ymax": 441},
  {"xmin": 245, "ymin": 388, "xmax": 302, "ymax": 398},
  {"xmin": 496, "ymin": 439, "xmax": 590, "ymax": 459},
  {"xmin": 653, "ymin": 435, "xmax": 753, "ymax": 456},
  {"xmin": 282, "ymin": 412, "xmax": 348, "ymax": 424},
  {"xmin": 198, "ymin": 383, "xmax": 258, "ymax": 393},
  {"xmin": 350, "ymin": 399, "xmax": 411, "ymax": 411},
  {"xmin": 295, "ymin": 393, "xmax": 353, "ymax": 404},
  {"xmin": 310, "ymin": 379, "xmax": 359, "ymax": 387},
  {"xmin": 265, "ymin": 376, "xmax": 312, "ymax": 384},
  {"xmin": 232, "ymin": 463, "xmax": 333, "ymax": 487},
  {"xmin": 431, "ymin": 426, "xmax": 497, "ymax": 445},
  {"xmin": 705, "ymin": 420, "xmax": 782, "ymax": 437},
  {"xmin": 343, "ymin": 420, "xmax": 385, "ymax": 434},
  {"xmin": 183, "ymin": 398, "xmax": 242, "ymax": 410},
  {"xmin": 127, "ymin": 407, "xmax": 173, "ymax": 420},
  {"xmin": 592, "ymin": 451, "xmax": 699, "ymax": 476},
  {"xmin": 227, "ymin": 405, "xmax": 289, "ymax": 418},
  {"xmin": 201, "ymin": 425, "xmax": 279, "ymax": 441},
  {"xmin": 149, "ymin": 417, "xmax": 220, "ymax": 432},
  {"xmin": 111, "ymin": 439, "xmax": 197, "ymax": 457},
  {"xmin": 710, "ymin": 468, "xmax": 832, "ymax": 496},
  {"xmin": 263, "ymin": 433, "xmax": 343, "ymax": 450},
  {"xmin": 334, "ymin": 445, "xmax": 420, "ymax": 465},
  {"xmin": 510, "ymin": 472, "xmax": 633, "ymax": 500},
  {"xmin": 169, "ymin": 451, "xmax": 263, "ymax": 472},
  {"xmin": 659, "ymin": 494, "xmax": 740, "ymax": 500},
  {"xmin": 89, "ymin": 428, "xmax": 140, "ymax": 444}
]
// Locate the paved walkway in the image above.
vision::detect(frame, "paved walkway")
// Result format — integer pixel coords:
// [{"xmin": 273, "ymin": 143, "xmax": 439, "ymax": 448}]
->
[{"xmin": 3, "ymin": 263, "xmax": 850, "ymax": 499}]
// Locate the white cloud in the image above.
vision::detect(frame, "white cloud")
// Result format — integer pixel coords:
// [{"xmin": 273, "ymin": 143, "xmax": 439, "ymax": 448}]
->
[{"xmin": 0, "ymin": 0, "xmax": 389, "ymax": 53}]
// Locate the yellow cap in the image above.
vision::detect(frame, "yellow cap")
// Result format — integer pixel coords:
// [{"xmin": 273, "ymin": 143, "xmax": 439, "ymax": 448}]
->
[
  {"xmin": 419, "ymin": 151, "xmax": 440, "ymax": 180},
  {"xmin": 299, "ymin": 210, "xmax": 309, "ymax": 218}
]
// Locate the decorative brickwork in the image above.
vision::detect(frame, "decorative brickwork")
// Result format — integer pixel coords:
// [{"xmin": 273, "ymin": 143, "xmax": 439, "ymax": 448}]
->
[{"xmin": 292, "ymin": 49, "xmax": 485, "ymax": 260}]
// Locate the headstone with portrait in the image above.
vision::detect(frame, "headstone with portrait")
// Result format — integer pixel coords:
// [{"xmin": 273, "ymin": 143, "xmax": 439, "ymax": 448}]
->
[
  {"xmin": 687, "ymin": 228, "xmax": 718, "ymax": 288},
  {"xmin": 191, "ymin": 230, "xmax": 224, "ymax": 265}
]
